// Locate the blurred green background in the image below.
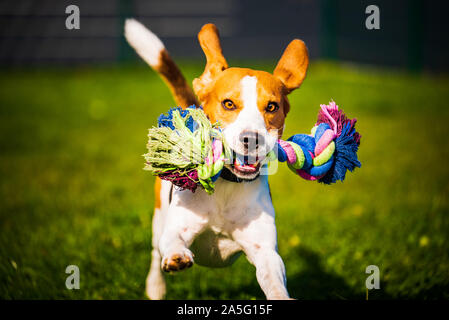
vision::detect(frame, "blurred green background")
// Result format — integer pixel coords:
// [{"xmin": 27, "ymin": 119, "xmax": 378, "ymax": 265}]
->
[{"xmin": 1, "ymin": 61, "xmax": 448, "ymax": 299}]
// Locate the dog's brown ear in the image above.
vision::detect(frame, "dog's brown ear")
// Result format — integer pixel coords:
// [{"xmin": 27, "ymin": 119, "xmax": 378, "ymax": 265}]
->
[
  {"xmin": 273, "ymin": 39, "xmax": 309, "ymax": 94},
  {"xmin": 193, "ymin": 24, "xmax": 228, "ymax": 101}
]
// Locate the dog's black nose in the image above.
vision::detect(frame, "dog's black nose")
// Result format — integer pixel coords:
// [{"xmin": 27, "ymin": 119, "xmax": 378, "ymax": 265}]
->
[{"xmin": 239, "ymin": 131, "xmax": 264, "ymax": 151}]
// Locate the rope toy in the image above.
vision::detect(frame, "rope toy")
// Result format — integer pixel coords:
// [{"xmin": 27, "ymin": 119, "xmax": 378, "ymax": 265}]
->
[{"xmin": 144, "ymin": 101, "xmax": 361, "ymax": 194}]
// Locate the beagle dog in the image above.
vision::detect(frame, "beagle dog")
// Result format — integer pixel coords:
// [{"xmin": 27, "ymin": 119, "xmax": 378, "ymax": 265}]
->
[{"xmin": 125, "ymin": 19, "xmax": 308, "ymax": 300}]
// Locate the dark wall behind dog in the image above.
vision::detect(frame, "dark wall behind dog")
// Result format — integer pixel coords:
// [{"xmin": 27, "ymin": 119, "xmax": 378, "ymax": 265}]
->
[{"xmin": 0, "ymin": 0, "xmax": 447, "ymax": 72}]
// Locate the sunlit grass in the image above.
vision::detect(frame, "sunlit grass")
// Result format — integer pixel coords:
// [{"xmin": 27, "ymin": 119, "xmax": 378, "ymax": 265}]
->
[{"xmin": 0, "ymin": 61, "xmax": 448, "ymax": 299}]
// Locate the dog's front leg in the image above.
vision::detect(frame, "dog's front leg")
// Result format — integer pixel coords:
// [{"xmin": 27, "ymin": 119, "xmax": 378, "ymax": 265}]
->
[
  {"xmin": 233, "ymin": 211, "xmax": 290, "ymax": 300},
  {"xmin": 158, "ymin": 202, "xmax": 207, "ymax": 272}
]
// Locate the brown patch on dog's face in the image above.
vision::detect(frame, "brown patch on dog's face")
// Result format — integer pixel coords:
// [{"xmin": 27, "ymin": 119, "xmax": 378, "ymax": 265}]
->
[{"xmin": 200, "ymin": 68, "xmax": 290, "ymax": 138}]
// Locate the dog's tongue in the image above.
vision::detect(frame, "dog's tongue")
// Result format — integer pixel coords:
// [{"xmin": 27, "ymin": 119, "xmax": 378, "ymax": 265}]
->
[{"xmin": 234, "ymin": 157, "xmax": 258, "ymax": 173}]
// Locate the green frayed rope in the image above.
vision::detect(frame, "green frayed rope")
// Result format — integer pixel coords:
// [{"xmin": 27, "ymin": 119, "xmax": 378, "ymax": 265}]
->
[{"xmin": 143, "ymin": 108, "xmax": 231, "ymax": 194}]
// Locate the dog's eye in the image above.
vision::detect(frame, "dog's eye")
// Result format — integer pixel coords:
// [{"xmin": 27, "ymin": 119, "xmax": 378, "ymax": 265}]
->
[
  {"xmin": 266, "ymin": 102, "xmax": 279, "ymax": 113},
  {"xmin": 222, "ymin": 99, "xmax": 236, "ymax": 110}
]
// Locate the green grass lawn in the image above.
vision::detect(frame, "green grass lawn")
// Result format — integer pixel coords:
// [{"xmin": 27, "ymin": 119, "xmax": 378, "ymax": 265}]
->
[{"xmin": 1, "ymin": 61, "xmax": 449, "ymax": 299}]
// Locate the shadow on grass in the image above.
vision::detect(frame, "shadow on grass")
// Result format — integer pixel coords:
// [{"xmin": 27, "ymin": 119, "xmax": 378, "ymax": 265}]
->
[
  {"xmin": 287, "ymin": 247, "xmax": 364, "ymax": 300},
  {"xmin": 189, "ymin": 246, "xmax": 364, "ymax": 300},
  {"xmin": 190, "ymin": 246, "xmax": 365, "ymax": 300},
  {"xmin": 288, "ymin": 247, "xmax": 449, "ymax": 300}
]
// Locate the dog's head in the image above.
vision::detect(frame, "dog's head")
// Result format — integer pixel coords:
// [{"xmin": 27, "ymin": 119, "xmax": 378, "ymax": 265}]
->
[{"xmin": 193, "ymin": 24, "xmax": 309, "ymax": 181}]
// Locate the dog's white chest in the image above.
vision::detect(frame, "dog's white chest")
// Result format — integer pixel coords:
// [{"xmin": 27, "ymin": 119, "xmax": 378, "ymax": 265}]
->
[{"xmin": 179, "ymin": 177, "xmax": 271, "ymax": 267}]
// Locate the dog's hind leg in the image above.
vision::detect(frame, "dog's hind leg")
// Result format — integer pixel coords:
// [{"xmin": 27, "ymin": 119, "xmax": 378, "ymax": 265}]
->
[
  {"xmin": 146, "ymin": 206, "xmax": 166, "ymax": 300},
  {"xmin": 146, "ymin": 247, "xmax": 165, "ymax": 300},
  {"xmin": 145, "ymin": 179, "xmax": 169, "ymax": 300}
]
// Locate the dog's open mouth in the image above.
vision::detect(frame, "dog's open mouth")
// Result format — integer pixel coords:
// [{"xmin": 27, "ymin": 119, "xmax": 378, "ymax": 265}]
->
[
  {"xmin": 233, "ymin": 156, "xmax": 260, "ymax": 173},
  {"xmin": 226, "ymin": 152, "xmax": 263, "ymax": 180}
]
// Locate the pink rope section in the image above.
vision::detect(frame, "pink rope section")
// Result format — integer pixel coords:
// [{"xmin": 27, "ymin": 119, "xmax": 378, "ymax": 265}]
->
[
  {"xmin": 314, "ymin": 129, "xmax": 337, "ymax": 156},
  {"xmin": 296, "ymin": 169, "xmax": 325, "ymax": 181},
  {"xmin": 320, "ymin": 103, "xmax": 338, "ymax": 135},
  {"xmin": 278, "ymin": 139, "xmax": 297, "ymax": 164}
]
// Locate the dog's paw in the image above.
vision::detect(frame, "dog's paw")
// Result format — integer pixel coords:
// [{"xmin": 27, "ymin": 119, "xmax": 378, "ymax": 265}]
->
[{"xmin": 161, "ymin": 249, "xmax": 194, "ymax": 272}]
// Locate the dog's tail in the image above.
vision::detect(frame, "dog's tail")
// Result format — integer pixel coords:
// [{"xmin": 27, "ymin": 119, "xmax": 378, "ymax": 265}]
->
[{"xmin": 124, "ymin": 19, "xmax": 198, "ymax": 108}]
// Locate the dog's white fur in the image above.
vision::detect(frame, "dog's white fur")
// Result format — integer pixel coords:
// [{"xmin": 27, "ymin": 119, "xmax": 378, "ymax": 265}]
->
[
  {"xmin": 126, "ymin": 20, "xmax": 292, "ymax": 300},
  {"xmin": 124, "ymin": 19, "xmax": 165, "ymax": 68}
]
